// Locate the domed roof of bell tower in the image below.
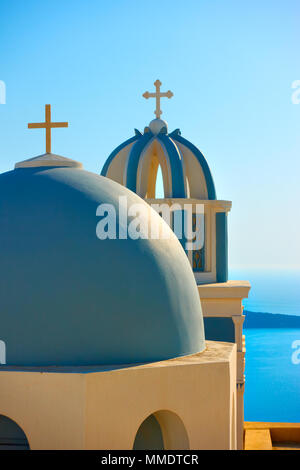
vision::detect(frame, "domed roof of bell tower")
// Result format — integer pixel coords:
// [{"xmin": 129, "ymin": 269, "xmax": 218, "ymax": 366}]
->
[{"xmin": 101, "ymin": 123, "xmax": 216, "ymax": 200}]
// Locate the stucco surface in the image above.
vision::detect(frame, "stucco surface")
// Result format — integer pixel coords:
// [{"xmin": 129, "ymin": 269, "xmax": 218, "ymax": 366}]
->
[{"xmin": 0, "ymin": 342, "xmax": 237, "ymax": 450}]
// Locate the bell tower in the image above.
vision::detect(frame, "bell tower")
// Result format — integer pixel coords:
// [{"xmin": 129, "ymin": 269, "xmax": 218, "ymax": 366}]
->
[{"xmin": 101, "ymin": 80, "xmax": 251, "ymax": 449}]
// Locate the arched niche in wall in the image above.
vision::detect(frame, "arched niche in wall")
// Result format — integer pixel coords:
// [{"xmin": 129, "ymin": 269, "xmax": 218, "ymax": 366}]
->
[
  {"xmin": 0, "ymin": 415, "xmax": 30, "ymax": 450},
  {"xmin": 133, "ymin": 410, "xmax": 189, "ymax": 450}
]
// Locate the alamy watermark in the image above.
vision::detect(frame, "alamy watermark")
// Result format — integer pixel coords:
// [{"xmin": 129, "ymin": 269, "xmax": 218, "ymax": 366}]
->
[
  {"xmin": 0, "ymin": 80, "xmax": 6, "ymax": 104},
  {"xmin": 291, "ymin": 340, "xmax": 300, "ymax": 365},
  {"xmin": 96, "ymin": 198, "xmax": 204, "ymax": 251},
  {"xmin": 291, "ymin": 80, "xmax": 300, "ymax": 104}
]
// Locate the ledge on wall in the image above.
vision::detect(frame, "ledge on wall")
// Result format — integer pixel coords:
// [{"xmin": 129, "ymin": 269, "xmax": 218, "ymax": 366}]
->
[{"xmin": 244, "ymin": 422, "xmax": 300, "ymax": 450}]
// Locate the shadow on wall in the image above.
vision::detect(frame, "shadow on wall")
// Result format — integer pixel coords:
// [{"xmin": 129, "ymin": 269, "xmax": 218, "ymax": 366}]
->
[{"xmin": 133, "ymin": 410, "xmax": 189, "ymax": 450}]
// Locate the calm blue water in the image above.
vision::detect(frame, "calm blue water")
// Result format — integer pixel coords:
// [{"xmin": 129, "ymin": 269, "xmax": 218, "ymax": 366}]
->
[
  {"xmin": 244, "ymin": 328, "xmax": 300, "ymax": 422},
  {"xmin": 229, "ymin": 269, "xmax": 300, "ymax": 422}
]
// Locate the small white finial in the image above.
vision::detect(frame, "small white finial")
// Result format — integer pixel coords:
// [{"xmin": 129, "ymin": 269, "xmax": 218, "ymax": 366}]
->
[
  {"xmin": 149, "ymin": 119, "xmax": 168, "ymax": 135},
  {"xmin": 143, "ymin": 80, "xmax": 173, "ymax": 118}
]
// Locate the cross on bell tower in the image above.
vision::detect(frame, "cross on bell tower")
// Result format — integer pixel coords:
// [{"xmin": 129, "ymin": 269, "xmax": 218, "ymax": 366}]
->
[
  {"xmin": 28, "ymin": 104, "xmax": 68, "ymax": 154},
  {"xmin": 143, "ymin": 80, "xmax": 173, "ymax": 118}
]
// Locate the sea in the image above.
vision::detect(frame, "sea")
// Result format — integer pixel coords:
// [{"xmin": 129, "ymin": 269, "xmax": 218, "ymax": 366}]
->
[{"xmin": 229, "ymin": 269, "xmax": 300, "ymax": 423}]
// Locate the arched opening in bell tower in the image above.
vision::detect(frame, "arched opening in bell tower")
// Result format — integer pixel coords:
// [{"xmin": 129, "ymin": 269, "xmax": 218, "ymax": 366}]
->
[
  {"xmin": 136, "ymin": 139, "xmax": 173, "ymax": 199},
  {"xmin": 155, "ymin": 164, "xmax": 164, "ymax": 198}
]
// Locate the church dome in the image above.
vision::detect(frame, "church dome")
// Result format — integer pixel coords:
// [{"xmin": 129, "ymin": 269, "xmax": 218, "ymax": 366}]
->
[
  {"xmin": 101, "ymin": 120, "xmax": 216, "ymax": 200},
  {"xmin": 0, "ymin": 154, "xmax": 205, "ymax": 367}
]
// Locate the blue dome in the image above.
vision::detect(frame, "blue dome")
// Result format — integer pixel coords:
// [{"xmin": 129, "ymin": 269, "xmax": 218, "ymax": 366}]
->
[
  {"xmin": 0, "ymin": 156, "xmax": 205, "ymax": 366},
  {"xmin": 101, "ymin": 120, "xmax": 216, "ymax": 200}
]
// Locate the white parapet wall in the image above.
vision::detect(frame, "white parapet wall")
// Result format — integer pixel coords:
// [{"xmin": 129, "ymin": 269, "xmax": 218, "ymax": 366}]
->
[
  {"xmin": 198, "ymin": 280, "xmax": 251, "ymax": 450},
  {"xmin": 0, "ymin": 341, "xmax": 237, "ymax": 450}
]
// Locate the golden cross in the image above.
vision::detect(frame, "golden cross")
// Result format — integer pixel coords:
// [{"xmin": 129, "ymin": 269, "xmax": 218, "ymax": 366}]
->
[
  {"xmin": 28, "ymin": 104, "xmax": 68, "ymax": 154},
  {"xmin": 143, "ymin": 80, "xmax": 173, "ymax": 118}
]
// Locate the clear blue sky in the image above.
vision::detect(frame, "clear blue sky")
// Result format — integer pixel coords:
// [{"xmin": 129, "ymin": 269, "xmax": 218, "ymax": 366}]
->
[{"xmin": 0, "ymin": 0, "xmax": 299, "ymax": 269}]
